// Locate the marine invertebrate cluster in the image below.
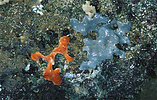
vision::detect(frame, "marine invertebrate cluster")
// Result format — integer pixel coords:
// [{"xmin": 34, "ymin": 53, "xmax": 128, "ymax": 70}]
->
[
  {"xmin": 82, "ymin": 1, "xmax": 96, "ymax": 18},
  {"xmin": 31, "ymin": 36, "xmax": 74, "ymax": 85}
]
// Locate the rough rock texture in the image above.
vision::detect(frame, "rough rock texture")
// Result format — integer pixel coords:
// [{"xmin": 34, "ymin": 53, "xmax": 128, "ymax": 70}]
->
[{"xmin": 0, "ymin": 0, "xmax": 156, "ymax": 100}]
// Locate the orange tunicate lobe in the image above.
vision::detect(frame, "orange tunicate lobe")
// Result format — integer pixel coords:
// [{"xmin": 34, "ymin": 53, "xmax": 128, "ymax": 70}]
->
[
  {"xmin": 31, "ymin": 52, "xmax": 44, "ymax": 61},
  {"xmin": 30, "ymin": 36, "xmax": 74, "ymax": 85},
  {"xmin": 43, "ymin": 60, "xmax": 62, "ymax": 85}
]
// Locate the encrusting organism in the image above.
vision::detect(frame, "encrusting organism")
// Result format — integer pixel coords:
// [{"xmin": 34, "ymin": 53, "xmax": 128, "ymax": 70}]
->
[
  {"xmin": 31, "ymin": 36, "xmax": 74, "ymax": 85},
  {"xmin": 70, "ymin": 1, "xmax": 131, "ymax": 71}
]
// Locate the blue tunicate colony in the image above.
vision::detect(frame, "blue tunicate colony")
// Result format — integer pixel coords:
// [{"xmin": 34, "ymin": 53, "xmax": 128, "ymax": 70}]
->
[{"xmin": 70, "ymin": 13, "xmax": 131, "ymax": 71}]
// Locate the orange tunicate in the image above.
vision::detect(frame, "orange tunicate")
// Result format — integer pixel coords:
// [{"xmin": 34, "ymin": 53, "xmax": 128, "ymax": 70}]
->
[{"xmin": 30, "ymin": 36, "xmax": 74, "ymax": 85}]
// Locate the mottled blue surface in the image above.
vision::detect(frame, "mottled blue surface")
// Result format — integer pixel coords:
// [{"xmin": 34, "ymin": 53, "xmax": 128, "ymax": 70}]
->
[{"xmin": 70, "ymin": 13, "xmax": 131, "ymax": 71}]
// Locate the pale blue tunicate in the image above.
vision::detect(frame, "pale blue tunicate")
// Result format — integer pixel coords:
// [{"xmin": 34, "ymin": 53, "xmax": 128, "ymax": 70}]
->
[
  {"xmin": 70, "ymin": 13, "xmax": 131, "ymax": 71},
  {"xmin": 70, "ymin": 13, "xmax": 109, "ymax": 35}
]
